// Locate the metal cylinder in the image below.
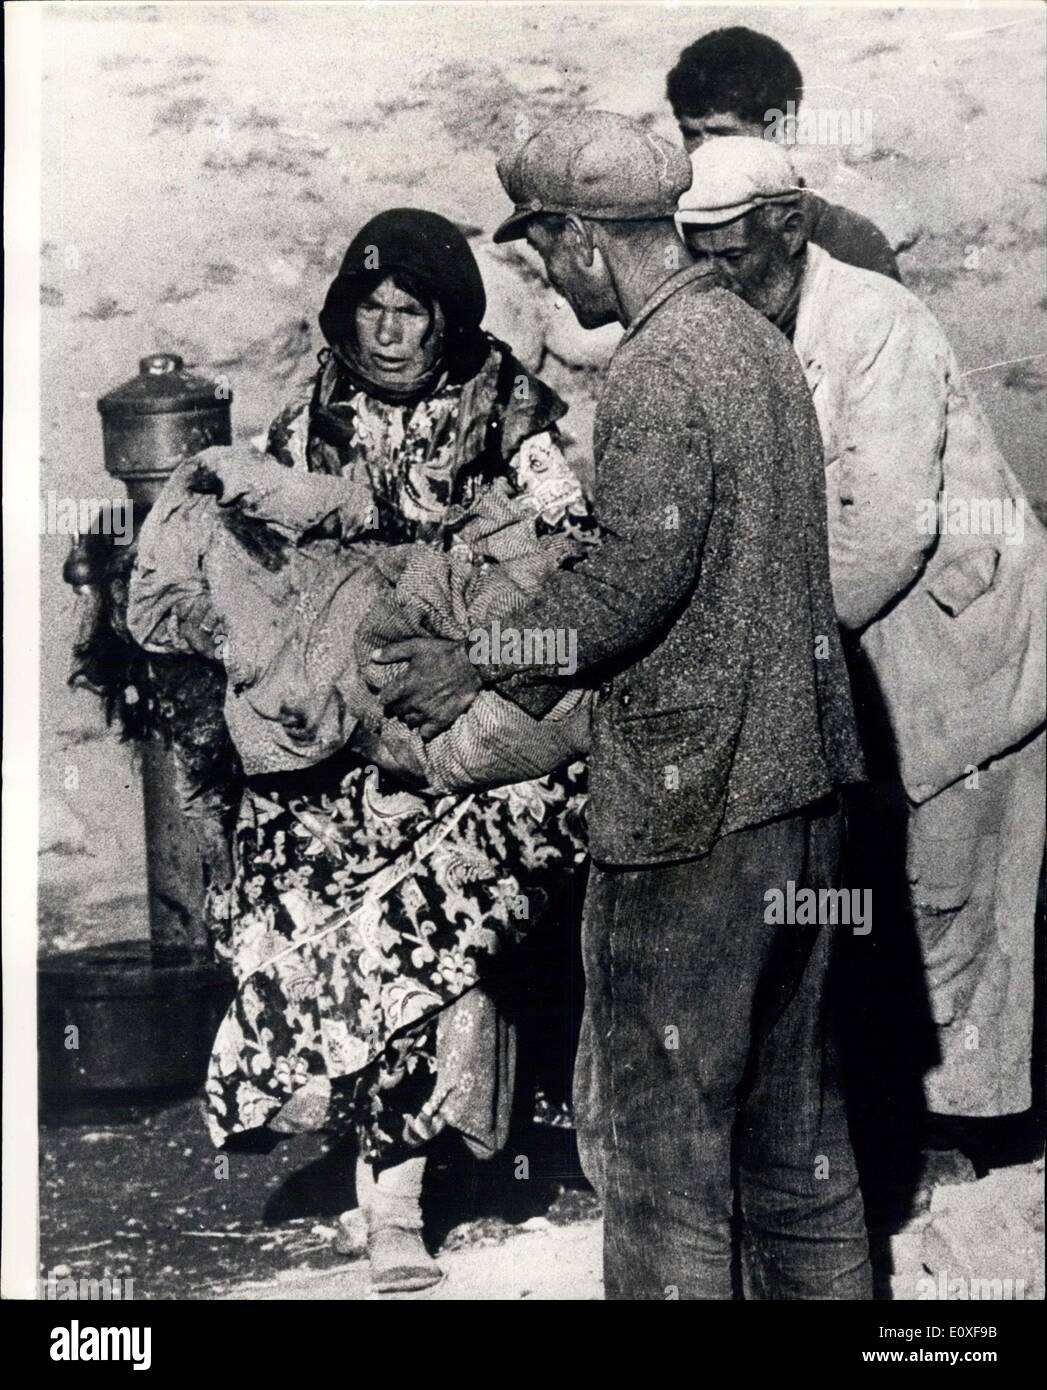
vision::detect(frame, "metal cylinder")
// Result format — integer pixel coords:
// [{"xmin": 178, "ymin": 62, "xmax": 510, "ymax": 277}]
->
[
  {"xmin": 96, "ymin": 353, "xmax": 233, "ymax": 957},
  {"xmin": 97, "ymin": 352, "xmax": 232, "ymax": 513},
  {"xmin": 38, "ymin": 941, "xmax": 233, "ymax": 1100},
  {"xmin": 45, "ymin": 356, "xmax": 236, "ymax": 1104}
]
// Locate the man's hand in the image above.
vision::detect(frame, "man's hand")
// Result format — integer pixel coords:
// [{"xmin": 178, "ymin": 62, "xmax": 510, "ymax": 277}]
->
[{"xmin": 371, "ymin": 637, "xmax": 482, "ymax": 740}]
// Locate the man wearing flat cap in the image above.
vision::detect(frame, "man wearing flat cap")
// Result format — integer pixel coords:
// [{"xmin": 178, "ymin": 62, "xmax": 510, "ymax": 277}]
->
[
  {"xmin": 377, "ymin": 110, "xmax": 872, "ymax": 1300},
  {"xmin": 678, "ymin": 135, "xmax": 1047, "ymax": 1184}
]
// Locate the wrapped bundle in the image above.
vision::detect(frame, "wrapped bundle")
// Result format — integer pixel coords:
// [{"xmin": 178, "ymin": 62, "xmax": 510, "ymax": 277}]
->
[{"xmin": 127, "ymin": 447, "xmax": 592, "ymax": 794}]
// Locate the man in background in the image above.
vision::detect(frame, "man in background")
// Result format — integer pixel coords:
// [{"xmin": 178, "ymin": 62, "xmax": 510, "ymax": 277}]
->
[
  {"xmin": 666, "ymin": 25, "xmax": 902, "ymax": 282},
  {"xmin": 677, "ymin": 135, "xmax": 1047, "ymax": 1192}
]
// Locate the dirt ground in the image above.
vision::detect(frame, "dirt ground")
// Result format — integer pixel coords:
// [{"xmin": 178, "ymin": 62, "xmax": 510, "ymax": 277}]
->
[
  {"xmin": 38, "ymin": 1094, "xmax": 1043, "ymax": 1300},
  {"xmin": 39, "ymin": 1094, "xmax": 601, "ymax": 1299},
  {"xmin": 34, "ymin": 2, "xmax": 1046, "ymax": 1302}
]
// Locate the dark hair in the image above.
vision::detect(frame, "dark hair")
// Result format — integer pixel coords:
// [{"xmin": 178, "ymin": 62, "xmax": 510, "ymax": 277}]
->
[
  {"xmin": 530, "ymin": 213, "xmax": 670, "ymax": 248},
  {"xmin": 527, "ymin": 212, "xmax": 569, "ymax": 240},
  {"xmin": 666, "ymin": 27, "xmax": 803, "ymax": 123},
  {"xmin": 320, "ymin": 209, "xmax": 488, "ymax": 380}
]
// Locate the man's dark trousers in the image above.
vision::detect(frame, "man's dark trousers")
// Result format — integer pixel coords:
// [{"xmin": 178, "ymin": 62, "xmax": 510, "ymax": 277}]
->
[{"xmin": 574, "ymin": 797, "xmax": 872, "ymax": 1300}]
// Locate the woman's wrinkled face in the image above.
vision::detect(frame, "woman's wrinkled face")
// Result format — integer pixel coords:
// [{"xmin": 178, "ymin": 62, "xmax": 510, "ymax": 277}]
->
[{"xmin": 352, "ymin": 276, "xmax": 445, "ymax": 389}]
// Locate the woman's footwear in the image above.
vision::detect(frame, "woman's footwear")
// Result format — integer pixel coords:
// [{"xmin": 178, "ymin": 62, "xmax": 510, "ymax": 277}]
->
[
  {"xmin": 367, "ymin": 1225, "xmax": 445, "ymax": 1294},
  {"xmin": 356, "ymin": 1156, "xmax": 444, "ymax": 1294},
  {"xmin": 332, "ymin": 1207, "xmax": 367, "ymax": 1258}
]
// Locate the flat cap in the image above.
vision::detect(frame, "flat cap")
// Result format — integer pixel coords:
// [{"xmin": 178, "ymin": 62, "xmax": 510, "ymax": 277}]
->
[
  {"xmin": 675, "ymin": 136, "xmax": 802, "ymax": 228},
  {"xmin": 493, "ymin": 110, "xmax": 692, "ymax": 244}
]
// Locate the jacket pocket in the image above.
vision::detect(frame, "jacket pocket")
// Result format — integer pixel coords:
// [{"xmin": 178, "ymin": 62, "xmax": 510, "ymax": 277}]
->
[
  {"xmin": 614, "ymin": 704, "xmax": 709, "ymax": 746},
  {"xmin": 861, "ymin": 539, "xmax": 1043, "ymax": 802},
  {"xmin": 926, "ymin": 544, "xmax": 999, "ymax": 617}
]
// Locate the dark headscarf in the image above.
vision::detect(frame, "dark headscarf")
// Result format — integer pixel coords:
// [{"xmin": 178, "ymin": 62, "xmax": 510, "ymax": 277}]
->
[{"xmin": 318, "ymin": 209, "xmax": 488, "ymax": 396}]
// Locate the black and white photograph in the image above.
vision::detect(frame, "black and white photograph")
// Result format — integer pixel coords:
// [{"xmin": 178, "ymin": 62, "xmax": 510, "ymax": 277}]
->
[{"xmin": 3, "ymin": 0, "xmax": 1045, "ymax": 1344}]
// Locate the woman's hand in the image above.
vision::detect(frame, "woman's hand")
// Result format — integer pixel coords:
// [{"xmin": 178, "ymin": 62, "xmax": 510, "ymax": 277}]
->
[{"xmin": 371, "ymin": 637, "xmax": 481, "ymax": 740}]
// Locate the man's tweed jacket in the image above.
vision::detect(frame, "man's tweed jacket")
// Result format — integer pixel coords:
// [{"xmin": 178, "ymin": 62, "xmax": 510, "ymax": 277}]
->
[{"xmin": 484, "ymin": 265, "xmax": 865, "ymax": 866}]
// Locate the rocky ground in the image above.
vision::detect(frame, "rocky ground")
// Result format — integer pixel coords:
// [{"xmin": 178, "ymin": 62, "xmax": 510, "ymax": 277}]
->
[{"xmin": 34, "ymin": 2, "xmax": 1046, "ymax": 1302}]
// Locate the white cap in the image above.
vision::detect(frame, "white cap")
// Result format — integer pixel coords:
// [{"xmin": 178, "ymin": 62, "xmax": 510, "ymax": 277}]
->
[{"xmin": 675, "ymin": 136, "xmax": 803, "ymax": 228}]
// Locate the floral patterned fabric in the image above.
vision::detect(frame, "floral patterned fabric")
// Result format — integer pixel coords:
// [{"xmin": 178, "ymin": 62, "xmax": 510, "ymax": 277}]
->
[
  {"xmin": 307, "ymin": 369, "xmax": 466, "ymax": 540},
  {"xmin": 205, "ymin": 345, "xmax": 593, "ymax": 1159}
]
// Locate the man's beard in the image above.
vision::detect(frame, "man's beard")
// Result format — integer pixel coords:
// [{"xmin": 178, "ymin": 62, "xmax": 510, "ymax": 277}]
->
[{"xmin": 749, "ymin": 259, "xmax": 803, "ymax": 330}]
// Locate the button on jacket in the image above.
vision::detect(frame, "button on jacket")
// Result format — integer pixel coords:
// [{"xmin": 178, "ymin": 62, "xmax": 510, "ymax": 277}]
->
[{"xmin": 484, "ymin": 265, "xmax": 864, "ymax": 866}]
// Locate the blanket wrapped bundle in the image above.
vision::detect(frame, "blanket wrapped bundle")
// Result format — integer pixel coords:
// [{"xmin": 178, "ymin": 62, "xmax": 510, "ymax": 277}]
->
[{"xmin": 127, "ymin": 446, "xmax": 591, "ymax": 794}]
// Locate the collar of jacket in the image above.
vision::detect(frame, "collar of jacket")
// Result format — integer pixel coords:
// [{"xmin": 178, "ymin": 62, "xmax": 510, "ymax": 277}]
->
[
  {"xmin": 791, "ymin": 242, "xmax": 831, "ymax": 384},
  {"xmin": 620, "ymin": 264, "xmax": 722, "ymax": 344}
]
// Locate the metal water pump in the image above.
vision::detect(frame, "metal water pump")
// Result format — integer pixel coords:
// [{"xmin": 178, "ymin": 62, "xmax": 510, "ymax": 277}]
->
[{"xmin": 42, "ymin": 354, "xmax": 234, "ymax": 1100}]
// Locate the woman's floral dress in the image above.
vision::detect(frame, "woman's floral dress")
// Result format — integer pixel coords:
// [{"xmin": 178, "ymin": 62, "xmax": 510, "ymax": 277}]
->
[{"xmin": 205, "ymin": 351, "xmax": 595, "ymax": 1161}]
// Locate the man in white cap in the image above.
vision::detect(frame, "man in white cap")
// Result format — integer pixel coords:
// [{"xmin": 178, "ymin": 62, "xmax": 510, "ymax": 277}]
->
[{"xmin": 677, "ymin": 134, "xmax": 1047, "ymax": 1193}]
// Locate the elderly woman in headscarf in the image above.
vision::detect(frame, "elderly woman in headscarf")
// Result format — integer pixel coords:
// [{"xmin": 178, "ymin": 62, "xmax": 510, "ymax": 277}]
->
[{"xmin": 126, "ymin": 209, "xmax": 596, "ymax": 1294}]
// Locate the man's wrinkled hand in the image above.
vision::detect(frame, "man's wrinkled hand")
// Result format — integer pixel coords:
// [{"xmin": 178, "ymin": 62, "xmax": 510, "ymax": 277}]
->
[{"xmin": 371, "ymin": 637, "xmax": 482, "ymax": 741}]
